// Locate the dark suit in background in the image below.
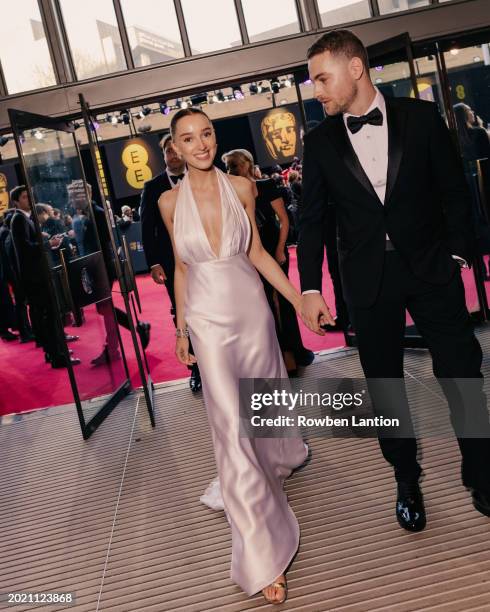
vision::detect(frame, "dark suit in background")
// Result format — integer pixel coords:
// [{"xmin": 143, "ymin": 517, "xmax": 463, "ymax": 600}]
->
[
  {"xmin": 299, "ymin": 96, "xmax": 490, "ymax": 494},
  {"xmin": 10, "ymin": 210, "xmax": 65, "ymax": 364}
]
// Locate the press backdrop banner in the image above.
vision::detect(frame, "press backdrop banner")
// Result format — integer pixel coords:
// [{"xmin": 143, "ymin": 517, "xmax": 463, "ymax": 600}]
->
[
  {"xmin": 104, "ymin": 135, "xmax": 163, "ymax": 198},
  {"xmin": 248, "ymin": 104, "xmax": 303, "ymax": 167},
  {"xmin": 0, "ymin": 163, "xmax": 19, "ymax": 216}
]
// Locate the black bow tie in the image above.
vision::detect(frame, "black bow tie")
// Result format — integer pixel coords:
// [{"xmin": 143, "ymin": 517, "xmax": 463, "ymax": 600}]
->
[
  {"xmin": 170, "ymin": 173, "xmax": 184, "ymax": 182},
  {"xmin": 346, "ymin": 107, "xmax": 383, "ymax": 134}
]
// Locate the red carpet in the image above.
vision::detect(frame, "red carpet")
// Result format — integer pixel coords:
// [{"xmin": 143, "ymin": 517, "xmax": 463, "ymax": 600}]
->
[
  {"xmin": 1, "ymin": 249, "xmax": 484, "ymax": 416},
  {"xmin": 0, "ymin": 247, "xmax": 347, "ymax": 416}
]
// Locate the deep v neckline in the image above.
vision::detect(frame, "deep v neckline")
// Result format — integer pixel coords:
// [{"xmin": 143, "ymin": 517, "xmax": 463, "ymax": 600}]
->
[{"xmin": 188, "ymin": 167, "xmax": 224, "ymax": 259}]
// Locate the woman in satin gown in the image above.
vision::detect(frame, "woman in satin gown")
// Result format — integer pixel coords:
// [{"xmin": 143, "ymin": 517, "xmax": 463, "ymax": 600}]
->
[{"xmin": 158, "ymin": 108, "xmax": 308, "ymax": 605}]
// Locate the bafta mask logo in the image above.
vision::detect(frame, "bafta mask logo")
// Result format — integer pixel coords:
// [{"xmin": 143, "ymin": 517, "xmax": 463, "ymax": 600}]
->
[
  {"xmin": 261, "ymin": 110, "xmax": 297, "ymax": 161},
  {"xmin": 0, "ymin": 173, "xmax": 9, "ymax": 216}
]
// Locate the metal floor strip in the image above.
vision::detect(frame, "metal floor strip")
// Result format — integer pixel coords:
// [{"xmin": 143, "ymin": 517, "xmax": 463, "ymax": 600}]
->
[{"xmin": 2, "ymin": 328, "xmax": 490, "ymax": 611}]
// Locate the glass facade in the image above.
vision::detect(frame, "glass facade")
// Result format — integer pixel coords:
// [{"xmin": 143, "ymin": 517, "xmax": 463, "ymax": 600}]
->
[
  {"xmin": 241, "ymin": 0, "xmax": 300, "ymax": 43},
  {"xmin": 378, "ymin": 0, "xmax": 430, "ymax": 14},
  {"xmin": 317, "ymin": 0, "xmax": 371, "ymax": 27},
  {"xmin": 119, "ymin": 0, "xmax": 184, "ymax": 67},
  {"xmin": 180, "ymin": 0, "xmax": 242, "ymax": 54},
  {"xmin": 58, "ymin": 0, "xmax": 127, "ymax": 80},
  {"xmin": 0, "ymin": 0, "xmax": 478, "ymax": 95},
  {"xmin": 0, "ymin": 0, "xmax": 56, "ymax": 94}
]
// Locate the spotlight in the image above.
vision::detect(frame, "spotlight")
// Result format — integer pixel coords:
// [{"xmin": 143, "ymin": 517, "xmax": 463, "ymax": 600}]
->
[
  {"xmin": 271, "ymin": 79, "xmax": 280, "ymax": 94},
  {"xmin": 141, "ymin": 106, "xmax": 151, "ymax": 116},
  {"xmin": 159, "ymin": 101, "xmax": 170, "ymax": 115},
  {"xmin": 216, "ymin": 91, "xmax": 225, "ymax": 103},
  {"xmin": 284, "ymin": 78, "xmax": 292, "ymax": 88},
  {"xmin": 210, "ymin": 92, "xmax": 219, "ymax": 103},
  {"xmin": 90, "ymin": 120, "xmax": 100, "ymax": 132},
  {"xmin": 121, "ymin": 111, "xmax": 130, "ymax": 125},
  {"xmin": 178, "ymin": 99, "xmax": 189, "ymax": 109},
  {"xmin": 137, "ymin": 124, "xmax": 152, "ymax": 133},
  {"xmin": 249, "ymin": 83, "xmax": 258, "ymax": 95},
  {"xmin": 233, "ymin": 86, "xmax": 244, "ymax": 100},
  {"xmin": 450, "ymin": 48, "xmax": 459, "ymax": 56},
  {"xmin": 190, "ymin": 93, "xmax": 208, "ymax": 106},
  {"xmin": 375, "ymin": 77, "xmax": 383, "ymax": 84},
  {"xmin": 110, "ymin": 114, "xmax": 118, "ymax": 125},
  {"xmin": 72, "ymin": 121, "xmax": 81, "ymax": 129},
  {"xmin": 375, "ymin": 66, "xmax": 384, "ymax": 72},
  {"xmin": 33, "ymin": 129, "xmax": 44, "ymax": 140},
  {"xmin": 473, "ymin": 56, "xmax": 481, "ymax": 63},
  {"xmin": 0, "ymin": 136, "xmax": 9, "ymax": 147},
  {"xmin": 106, "ymin": 113, "xmax": 113, "ymax": 123}
]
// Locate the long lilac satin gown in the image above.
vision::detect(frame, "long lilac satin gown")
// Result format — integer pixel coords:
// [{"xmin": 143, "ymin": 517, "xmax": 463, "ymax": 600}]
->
[{"xmin": 173, "ymin": 167, "xmax": 308, "ymax": 595}]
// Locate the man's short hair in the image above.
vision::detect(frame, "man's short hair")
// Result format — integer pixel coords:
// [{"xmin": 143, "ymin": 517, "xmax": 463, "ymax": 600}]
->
[
  {"xmin": 160, "ymin": 134, "xmax": 172, "ymax": 151},
  {"xmin": 35, "ymin": 203, "xmax": 50, "ymax": 216},
  {"xmin": 307, "ymin": 29, "xmax": 369, "ymax": 71},
  {"xmin": 10, "ymin": 185, "xmax": 27, "ymax": 203}
]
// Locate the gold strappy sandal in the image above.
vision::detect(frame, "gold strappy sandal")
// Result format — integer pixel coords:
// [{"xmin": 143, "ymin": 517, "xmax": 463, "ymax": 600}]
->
[{"xmin": 262, "ymin": 577, "xmax": 288, "ymax": 605}]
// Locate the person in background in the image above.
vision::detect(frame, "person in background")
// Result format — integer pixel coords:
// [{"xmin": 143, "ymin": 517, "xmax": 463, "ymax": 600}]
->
[
  {"xmin": 223, "ymin": 148, "xmax": 314, "ymax": 375},
  {"xmin": 10, "ymin": 187, "xmax": 79, "ymax": 368}
]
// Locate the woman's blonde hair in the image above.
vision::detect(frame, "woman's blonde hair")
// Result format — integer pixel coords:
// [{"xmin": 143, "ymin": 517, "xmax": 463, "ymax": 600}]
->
[{"xmin": 221, "ymin": 149, "xmax": 255, "ymax": 177}]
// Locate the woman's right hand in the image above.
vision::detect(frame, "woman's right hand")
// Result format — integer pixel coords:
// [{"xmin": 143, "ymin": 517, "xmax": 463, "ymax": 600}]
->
[{"xmin": 175, "ymin": 337, "xmax": 197, "ymax": 366}]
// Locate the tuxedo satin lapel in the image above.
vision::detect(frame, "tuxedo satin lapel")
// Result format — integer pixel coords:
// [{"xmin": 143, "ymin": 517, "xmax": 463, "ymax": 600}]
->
[
  {"xmin": 385, "ymin": 100, "xmax": 407, "ymax": 206},
  {"xmin": 327, "ymin": 115, "xmax": 382, "ymax": 206}
]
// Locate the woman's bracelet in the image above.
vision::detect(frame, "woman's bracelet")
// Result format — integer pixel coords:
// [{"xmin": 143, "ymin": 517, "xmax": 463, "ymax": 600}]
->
[{"xmin": 176, "ymin": 327, "xmax": 189, "ymax": 338}]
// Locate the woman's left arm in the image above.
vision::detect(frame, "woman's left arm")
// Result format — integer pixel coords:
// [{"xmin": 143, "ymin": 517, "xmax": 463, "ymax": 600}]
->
[
  {"xmin": 270, "ymin": 196, "xmax": 289, "ymax": 265},
  {"xmin": 235, "ymin": 177, "xmax": 301, "ymax": 311}
]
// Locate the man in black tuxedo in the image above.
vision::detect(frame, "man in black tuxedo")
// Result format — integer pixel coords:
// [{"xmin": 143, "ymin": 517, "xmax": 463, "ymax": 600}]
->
[
  {"xmin": 10, "ymin": 186, "xmax": 79, "ymax": 368},
  {"xmin": 140, "ymin": 135, "xmax": 201, "ymax": 392},
  {"xmin": 298, "ymin": 30, "xmax": 490, "ymax": 531}
]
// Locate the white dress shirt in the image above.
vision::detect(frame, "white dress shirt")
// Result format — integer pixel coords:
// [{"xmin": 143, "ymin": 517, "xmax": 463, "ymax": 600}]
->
[{"xmin": 343, "ymin": 87, "xmax": 388, "ymax": 204}]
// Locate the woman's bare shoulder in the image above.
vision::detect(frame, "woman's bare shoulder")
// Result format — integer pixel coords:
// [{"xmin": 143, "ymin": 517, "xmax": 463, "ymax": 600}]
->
[
  {"xmin": 228, "ymin": 174, "xmax": 254, "ymax": 198},
  {"xmin": 158, "ymin": 187, "xmax": 179, "ymax": 210}
]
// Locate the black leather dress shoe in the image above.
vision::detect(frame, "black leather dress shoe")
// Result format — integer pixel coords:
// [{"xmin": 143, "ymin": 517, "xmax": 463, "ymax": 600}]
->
[
  {"xmin": 396, "ymin": 481, "xmax": 426, "ymax": 532},
  {"xmin": 189, "ymin": 364, "xmax": 201, "ymax": 392},
  {"xmin": 294, "ymin": 348, "xmax": 315, "ymax": 367},
  {"xmin": 472, "ymin": 490, "xmax": 490, "ymax": 517},
  {"xmin": 137, "ymin": 321, "xmax": 151, "ymax": 350},
  {"xmin": 51, "ymin": 356, "xmax": 81, "ymax": 368}
]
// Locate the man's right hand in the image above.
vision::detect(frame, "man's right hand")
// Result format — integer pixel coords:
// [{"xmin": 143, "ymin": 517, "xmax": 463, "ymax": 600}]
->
[
  {"xmin": 151, "ymin": 264, "xmax": 167, "ymax": 284},
  {"xmin": 300, "ymin": 292, "xmax": 335, "ymax": 336}
]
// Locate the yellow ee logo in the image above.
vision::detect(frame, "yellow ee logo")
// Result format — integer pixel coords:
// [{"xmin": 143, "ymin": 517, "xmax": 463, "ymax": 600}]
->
[
  {"xmin": 122, "ymin": 143, "xmax": 152, "ymax": 189},
  {"xmin": 456, "ymin": 84, "xmax": 465, "ymax": 100}
]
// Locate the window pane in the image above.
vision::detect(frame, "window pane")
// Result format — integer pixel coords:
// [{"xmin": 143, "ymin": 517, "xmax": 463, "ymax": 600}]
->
[
  {"xmin": 119, "ymin": 0, "xmax": 184, "ymax": 67},
  {"xmin": 378, "ymin": 0, "xmax": 430, "ymax": 14},
  {"xmin": 59, "ymin": 0, "xmax": 126, "ymax": 79},
  {"xmin": 317, "ymin": 0, "xmax": 371, "ymax": 27},
  {"xmin": 241, "ymin": 0, "xmax": 300, "ymax": 43},
  {"xmin": 0, "ymin": 0, "xmax": 56, "ymax": 94},
  {"xmin": 180, "ymin": 0, "xmax": 242, "ymax": 54}
]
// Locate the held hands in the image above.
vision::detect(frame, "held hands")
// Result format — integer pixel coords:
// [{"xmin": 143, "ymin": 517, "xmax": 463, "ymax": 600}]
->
[
  {"xmin": 175, "ymin": 337, "xmax": 197, "ymax": 366},
  {"xmin": 300, "ymin": 293, "xmax": 336, "ymax": 336},
  {"xmin": 151, "ymin": 264, "xmax": 167, "ymax": 284}
]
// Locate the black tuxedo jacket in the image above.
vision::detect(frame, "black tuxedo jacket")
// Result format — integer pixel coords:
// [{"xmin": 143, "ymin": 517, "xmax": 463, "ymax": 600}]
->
[
  {"xmin": 298, "ymin": 96, "xmax": 474, "ymax": 308},
  {"xmin": 140, "ymin": 172, "xmax": 174, "ymax": 273},
  {"xmin": 10, "ymin": 211, "xmax": 45, "ymax": 291}
]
